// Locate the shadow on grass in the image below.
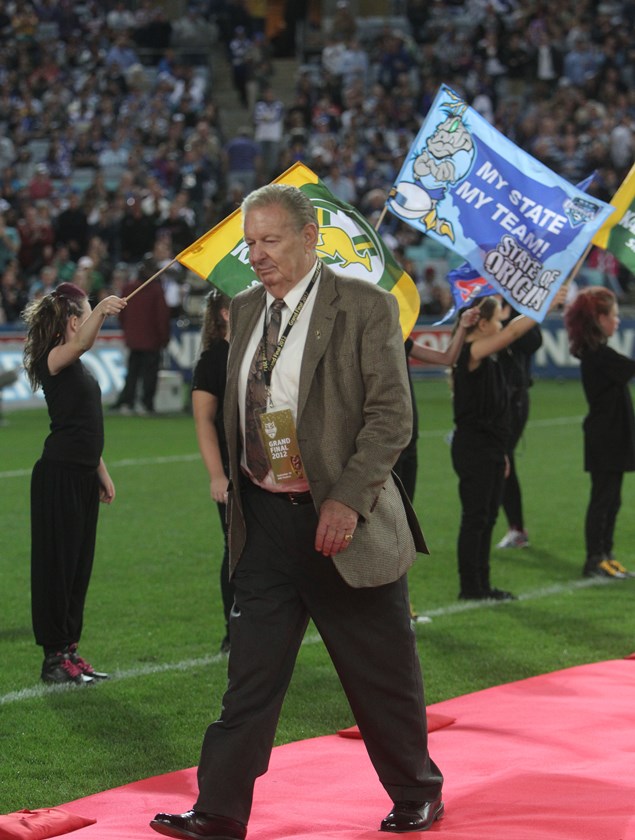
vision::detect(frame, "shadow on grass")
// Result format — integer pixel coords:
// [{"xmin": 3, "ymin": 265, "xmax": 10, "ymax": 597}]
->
[{"xmin": 0, "ymin": 625, "xmax": 33, "ymax": 642}]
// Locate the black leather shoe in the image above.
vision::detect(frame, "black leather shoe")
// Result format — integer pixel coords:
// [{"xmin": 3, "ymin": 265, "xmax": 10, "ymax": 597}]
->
[
  {"xmin": 458, "ymin": 589, "xmax": 486, "ymax": 600},
  {"xmin": 380, "ymin": 796, "xmax": 444, "ymax": 833},
  {"xmin": 486, "ymin": 587, "xmax": 517, "ymax": 601},
  {"xmin": 149, "ymin": 810, "xmax": 246, "ymax": 840}
]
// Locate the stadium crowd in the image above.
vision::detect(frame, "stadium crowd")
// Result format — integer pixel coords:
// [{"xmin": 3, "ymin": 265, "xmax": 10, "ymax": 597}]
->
[{"xmin": 0, "ymin": 0, "xmax": 634, "ymax": 325}]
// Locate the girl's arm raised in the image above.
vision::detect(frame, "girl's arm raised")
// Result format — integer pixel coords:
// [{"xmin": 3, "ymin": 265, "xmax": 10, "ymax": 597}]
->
[
  {"xmin": 470, "ymin": 288, "xmax": 566, "ymax": 365},
  {"xmin": 48, "ymin": 295, "xmax": 127, "ymax": 375},
  {"xmin": 410, "ymin": 306, "xmax": 480, "ymax": 367}
]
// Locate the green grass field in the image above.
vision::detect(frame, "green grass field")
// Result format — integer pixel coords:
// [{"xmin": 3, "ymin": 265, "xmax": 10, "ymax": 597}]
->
[{"xmin": 1, "ymin": 378, "xmax": 634, "ymax": 813}]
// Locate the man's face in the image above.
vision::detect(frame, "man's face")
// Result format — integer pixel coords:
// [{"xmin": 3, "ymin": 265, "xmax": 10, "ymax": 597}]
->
[{"xmin": 243, "ymin": 204, "xmax": 317, "ymax": 298}]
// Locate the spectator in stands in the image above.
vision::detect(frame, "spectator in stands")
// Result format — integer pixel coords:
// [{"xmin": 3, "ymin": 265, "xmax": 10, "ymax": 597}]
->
[
  {"xmin": 562, "ymin": 34, "xmax": 604, "ymax": 88},
  {"xmin": 141, "ymin": 177, "xmax": 171, "ymax": 224},
  {"xmin": 160, "ymin": 200, "xmax": 196, "ymax": 255},
  {"xmin": 149, "ymin": 232, "xmax": 186, "ymax": 319},
  {"xmin": 174, "ymin": 145, "xmax": 213, "ymax": 225},
  {"xmin": 48, "ymin": 242, "xmax": 77, "ymax": 284},
  {"xmin": 106, "ymin": 2, "xmax": 135, "ymax": 33},
  {"xmin": 105, "ymin": 31, "xmax": 141, "ymax": 72},
  {"xmin": 322, "ymin": 161, "xmax": 356, "ymax": 204},
  {"xmin": 0, "ymin": 206, "xmax": 20, "ymax": 274},
  {"xmin": 330, "ymin": 0, "xmax": 357, "ymax": 43},
  {"xmin": 133, "ymin": 8, "xmax": 173, "ymax": 58},
  {"xmin": 97, "ymin": 133, "xmax": 131, "ymax": 184},
  {"xmin": 17, "ymin": 204, "xmax": 55, "ymax": 279},
  {"xmin": 376, "ymin": 29, "xmax": 416, "ymax": 92},
  {"xmin": 228, "ymin": 25, "xmax": 252, "ymax": 109},
  {"xmin": 253, "ymin": 86, "xmax": 285, "ymax": 181},
  {"xmin": 1, "ymin": 259, "xmax": 28, "ymax": 323},
  {"xmin": 222, "ymin": 127, "xmax": 262, "ymax": 194},
  {"xmin": 340, "ymin": 36, "xmax": 370, "ymax": 91},
  {"xmin": 118, "ymin": 197, "xmax": 157, "ymax": 266},
  {"xmin": 27, "ymin": 164, "xmax": 54, "ymax": 202},
  {"xmin": 54, "ymin": 191, "xmax": 89, "ymax": 263},
  {"xmin": 29, "ymin": 263, "xmax": 59, "ymax": 300},
  {"xmin": 0, "ymin": 136, "xmax": 16, "ymax": 172},
  {"xmin": 530, "ymin": 27, "xmax": 564, "ymax": 98},
  {"xmin": 171, "ymin": 6, "xmax": 217, "ymax": 66}
]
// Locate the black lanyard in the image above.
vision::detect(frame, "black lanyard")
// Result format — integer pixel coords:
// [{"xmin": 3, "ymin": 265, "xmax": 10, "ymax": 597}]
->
[{"xmin": 261, "ymin": 260, "xmax": 322, "ymax": 390}]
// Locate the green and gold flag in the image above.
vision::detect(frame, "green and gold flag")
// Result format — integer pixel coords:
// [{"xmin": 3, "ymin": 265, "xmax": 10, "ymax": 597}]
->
[
  {"xmin": 592, "ymin": 162, "xmax": 635, "ymax": 275},
  {"xmin": 177, "ymin": 162, "xmax": 420, "ymax": 338}
]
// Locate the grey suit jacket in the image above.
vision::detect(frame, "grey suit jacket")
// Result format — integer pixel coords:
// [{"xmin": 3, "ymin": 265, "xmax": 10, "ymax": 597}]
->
[{"xmin": 224, "ymin": 264, "xmax": 428, "ymax": 588}]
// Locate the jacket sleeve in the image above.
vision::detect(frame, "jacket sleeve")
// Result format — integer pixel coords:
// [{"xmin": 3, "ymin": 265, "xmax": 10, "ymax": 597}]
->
[{"xmin": 324, "ymin": 290, "xmax": 413, "ymax": 520}]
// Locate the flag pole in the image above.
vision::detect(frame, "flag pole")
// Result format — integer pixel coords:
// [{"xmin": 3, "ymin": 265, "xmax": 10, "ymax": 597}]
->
[
  {"xmin": 123, "ymin": 257, "xmax": 179, "ymax": 302},
  {"xmin": 562, "ymin": 242, "xmax": 593, "ymax": 290},
  {"xmin": 374, "ymin": 205, "xmax": 389, "ymax": 231}
]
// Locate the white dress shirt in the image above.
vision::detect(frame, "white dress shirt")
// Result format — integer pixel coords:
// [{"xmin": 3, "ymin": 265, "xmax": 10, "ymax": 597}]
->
[{"xmin": 238, "ymin": 260, "xmax": 320, "ymax": 492}]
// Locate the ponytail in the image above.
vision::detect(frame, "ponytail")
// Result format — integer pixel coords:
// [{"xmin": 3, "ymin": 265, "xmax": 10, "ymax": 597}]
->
[{"xmin": 22, "ymin": 284, "xmax": 88, "ymax": 390}]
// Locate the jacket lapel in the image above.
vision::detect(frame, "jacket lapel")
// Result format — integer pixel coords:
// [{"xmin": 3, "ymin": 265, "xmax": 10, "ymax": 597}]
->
[
  {"xmin": 297, "ymin": 267, "xmax": 339, "ymax": 424},
  {"xmin": 226, "ymin": 288, "xmax": 266, "ymax": 462}
]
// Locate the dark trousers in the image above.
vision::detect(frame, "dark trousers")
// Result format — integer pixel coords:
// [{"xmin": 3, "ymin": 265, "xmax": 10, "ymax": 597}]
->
[
  {"xmin": 393, "ymin": 433, "xmax": 418, "ymax": 503},
  {"xmin": 452, "ymin": 434, "xmax": 506, "ymax": 596},
  {"xmin": 117, "ymin": 349, "xmax": 161, "ymax": 411},
  {"xmin": 195, "ymin": 485, "xmax": 442, "ymax": 824},
  {"xmin": 585, "ymin": 470, "xmax": 623, "ymax": 560},
  {"xmin": 501, "ymin": 388, "xmax": 529, "ymax": 531},
  {"xmin": 30, "ymin": 459, "xmax": 100, "ymax": 652},
  {"xmin": 215, "ymin": 501, "xmax": 233, "ymax": 637}
]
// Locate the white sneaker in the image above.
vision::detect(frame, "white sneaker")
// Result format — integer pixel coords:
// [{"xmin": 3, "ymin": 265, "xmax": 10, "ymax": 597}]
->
[{"xmin": 496, "ymin": 529, "xmax": 529, "ymax": 549}]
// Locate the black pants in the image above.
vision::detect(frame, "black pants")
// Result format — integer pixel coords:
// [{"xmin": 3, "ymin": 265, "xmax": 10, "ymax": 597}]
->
[
  {"xmin": 194, "ymin": 485, "xmax": 442, "ymax": 824},
  {"xmin": 117, "ymin": 349, "xmax": 161, "ymax": 411},
  {"xmin": 585, "ymin": 470, "xmax": 623, "ymax": 560},
  {"xmin": 30, "ymin": 459, "xmax": 100, "ymax": 652},
  {"xmin": 501, "ymin": 388, "xmax": 529, "ymax": 531},
  {"xmin": 452, "ymin": 434, "xmax": 505, "ymax": 596},
  {"xmin": 215, "ymin": 501, "xmax": 233, "ymax": 637},
  {"xmin": 393, "ymin": 433, "xmax": 418, "ymax": 503}
]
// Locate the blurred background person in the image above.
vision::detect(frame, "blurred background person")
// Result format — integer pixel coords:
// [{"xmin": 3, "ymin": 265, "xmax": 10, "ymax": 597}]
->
[
  {"xmin": 191, "ymin": 288, "xmax": 233, "ymax": 654},
  {"xmin": 111, "ymin": 263, "xmax": 171, "ymax": 415},
  {"xmin": 496, "ymin": 306, "xmax": 543, "ymax": 550}
]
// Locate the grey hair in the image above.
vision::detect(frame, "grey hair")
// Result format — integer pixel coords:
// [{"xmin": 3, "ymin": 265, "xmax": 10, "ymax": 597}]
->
[{"xmin": 241, "ymin": 184, "xmax": 317, "ymax": 231}]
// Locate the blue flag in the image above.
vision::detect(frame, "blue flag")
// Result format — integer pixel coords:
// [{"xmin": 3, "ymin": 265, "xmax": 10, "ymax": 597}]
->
[
  {"xmin": 386, "ymin": 85, "xmax": 614, "ymax": 322},
  {"xmin": 434, "ymin": 262, "xmax": 497, "ymax": 324}
]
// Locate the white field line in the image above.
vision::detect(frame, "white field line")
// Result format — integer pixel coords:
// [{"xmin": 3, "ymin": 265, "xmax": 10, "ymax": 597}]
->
[
  {"xmin": 0, "ymin": 576, "xmax": 616, "ymax": 706},
  {"xmin": 0, "ymin": 417, "xmax": 584, "ymax": 480},
  {"xmin": 414, "ymin": 576, "xmax": 611, "ymax": 621},
  {"xmin": 0, "ymin": 632, "xmax": 323, "ymax": 706},
  {"xmin": 0, "ymin": 453, "xmax": 201, "ymax": 480}
]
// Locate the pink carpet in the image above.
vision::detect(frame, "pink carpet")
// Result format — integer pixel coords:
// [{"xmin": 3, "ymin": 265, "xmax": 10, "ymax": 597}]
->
[{"xmin": 18, "ymin": 658, "xmax": 635, "ymax": 840}]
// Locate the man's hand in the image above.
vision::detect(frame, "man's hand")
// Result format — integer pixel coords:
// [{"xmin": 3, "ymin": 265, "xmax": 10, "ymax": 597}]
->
[{"xmin": 315, "ymin": 499, "xmax": 358, "ymax": 557}]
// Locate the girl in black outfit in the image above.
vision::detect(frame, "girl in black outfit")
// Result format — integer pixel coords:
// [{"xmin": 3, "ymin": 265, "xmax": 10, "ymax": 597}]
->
[
  {"xmin": 564, "ymin": 287, "xmax": 635, "ymax": 579},
  {"xmin": 191, "ymin": 289, "xmax": 234, "ymax": 654},
  {"xmin": 22, "ymin": 282, "xmax": 126, "ymax": 684},
  {"xmin": 451, "ymin": 292, "xmax": 563, "ymax": 601}
]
